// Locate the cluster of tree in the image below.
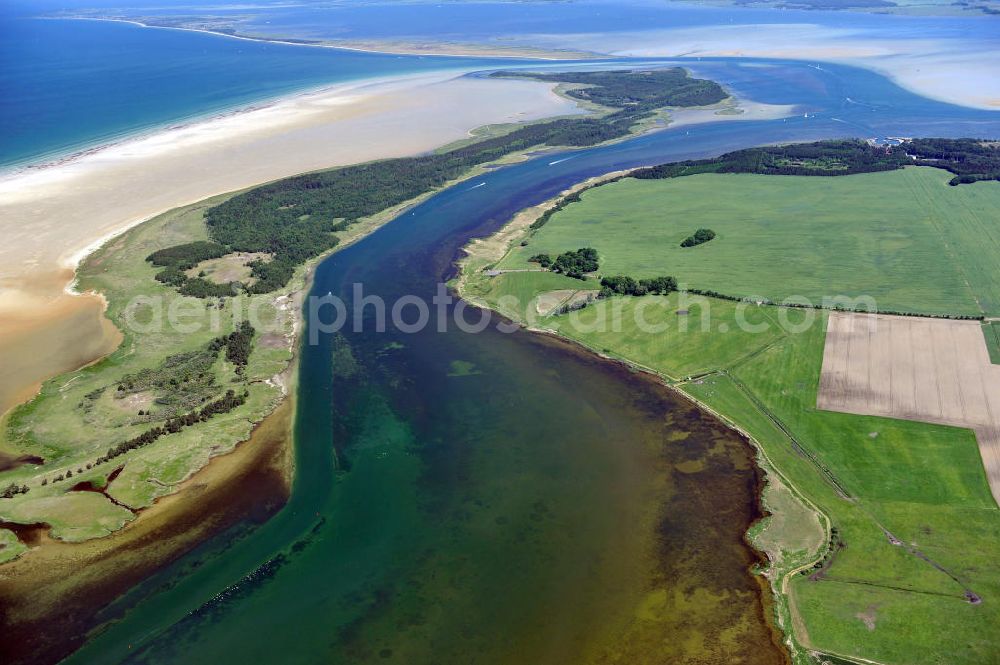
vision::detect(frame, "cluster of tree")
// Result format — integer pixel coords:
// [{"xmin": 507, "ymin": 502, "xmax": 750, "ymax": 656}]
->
[
  {"xmin": 179, "ymin": 277, "xmax": 238, "ymax": 298},
  {"xmin": 95, "ymin": 389, "xmax": 248, "ymax": 466},
  {"xmin": 117, "ymin": 348, "xmax": 216, "ymax": 396},
  {"xmin": 112, "ymin": 324, "xmax": 254, "ymax": 422},
  {"xmin": 146, "ymin": 241, "xmax": 236, "ymax": 296},
  {"xmin": 599, "ymin": 275, "xmax": 678, "ymax": 297},
  {"xmin": 680, "ymin": 228, "xmax": 716, "ymax": 248},
  {"xmin": 528, "ymin": 253, "xmax": 553, "ymax": 268},
  {"xmin": 495, "ymin": 69, "xmax": 727, "ymax": 111},
  {"xmin": 149, "ymin": 69, "xmax": 726, "ymax": 297},
  {"xmin": 1, "ymin": 482, "xmax": 29, "ymax": 498},
  {"xmin": 528, "ymin": 248, "xmax": 601, "ymax": 278},
  {"xmin": 219, "ymin": 321, "xmax": 255, "ymax": 372},
  {"xmin": 552, "ymin": 293, "xmax": 599, "ymax": 316},
  {"xmin": 631, "ymin": 138, "xmax": 1000, "ymax": 185},
  {"xmin": 552, "ymin": 247, "xmax": 600, "ymax": 277}
]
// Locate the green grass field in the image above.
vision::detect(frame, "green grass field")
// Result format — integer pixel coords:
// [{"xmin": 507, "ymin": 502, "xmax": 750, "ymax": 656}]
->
[
  {"xmin": 461, "ymin": 166, "xmax": 1000, "ymax": 664},
  {"xmin": 501, "ymin": 167, "xmax": 1000, "ymax": 316},
  {"xmin": 713, "ymin": 322, "xmax": 1000, "ymax": 664},
  {"xmin": 474, "ymin": 271, "xmax": 789, "ymax": 378},
  {"xmin": 476, "ymin": 270, "xmax": 586, "ymax": 322},
  {"xmin": 546, "ymin": 291, "xmax": 786, "ymax": 379},
  {"xmin": 983, "ymin": 322, "xmax": 1000, "ymax": 364}
]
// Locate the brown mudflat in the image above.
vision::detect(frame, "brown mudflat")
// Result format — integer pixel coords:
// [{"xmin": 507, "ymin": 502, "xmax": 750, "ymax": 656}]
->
[{"xmin": 0, "ymin": 398, "xmax": 294, "ymax": 665}]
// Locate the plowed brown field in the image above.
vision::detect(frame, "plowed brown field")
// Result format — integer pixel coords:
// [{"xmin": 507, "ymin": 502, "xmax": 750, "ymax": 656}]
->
[{"xmin": 819, "ymin": 312, "xmax": 1000, "ymax": 505}]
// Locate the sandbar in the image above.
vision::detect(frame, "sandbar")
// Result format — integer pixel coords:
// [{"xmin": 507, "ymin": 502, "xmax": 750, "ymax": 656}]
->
[{"xmin": 513, "ymin": 23, "xmax": 1000, "ymax": 111}]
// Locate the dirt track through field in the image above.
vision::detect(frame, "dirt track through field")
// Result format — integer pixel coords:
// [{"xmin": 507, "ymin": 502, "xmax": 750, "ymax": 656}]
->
[{"xmin": 818, "ymin": 312, "xmax": 1000, "ymax": 506}]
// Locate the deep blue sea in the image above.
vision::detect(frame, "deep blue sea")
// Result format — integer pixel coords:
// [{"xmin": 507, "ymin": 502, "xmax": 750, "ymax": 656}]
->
[
  {"xmin": 0, "ymin": 15, "xmax": 534, "ymax": 169},
  {"xmin": 2, "ymin": 0, "xmax": 997, "ymax": 169}
]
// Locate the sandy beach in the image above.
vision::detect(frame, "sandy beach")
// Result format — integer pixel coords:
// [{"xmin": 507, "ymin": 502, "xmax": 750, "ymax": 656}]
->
[{"xmin": 0, "ymin": 71, "xmax": 583, "ymax": 417}]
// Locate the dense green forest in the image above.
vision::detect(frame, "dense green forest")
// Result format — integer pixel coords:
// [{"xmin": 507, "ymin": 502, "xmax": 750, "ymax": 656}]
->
[
  {"xmin": 148, "ymin": 69, "xmax": 727, "ymax": 296},
  {"xmin": 632, "ymin": 138, "xmax": 1000, "ymax": 184},
  {"xmin": 906, "ymin": 138, "xmax": 1000, "ymax": 184},
  {"xmin": 493, "ymin": 69, "xmax": 728, "ymax": 110}
]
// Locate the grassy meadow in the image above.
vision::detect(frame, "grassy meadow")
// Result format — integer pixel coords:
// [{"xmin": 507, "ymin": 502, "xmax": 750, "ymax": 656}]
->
[
  {"xmin": 0, "ymin": 194, "xmax": 293, "ymax": 545},
  {"xmin": 499, "ymin": 168, "xmax": 1000, "ymax": 317},
  {"xmin": 983, "ymin": 321, "xmax": 1000, "ymax": 364},
  {"xmin": 547, "ymin": 291, "xmax": 786, "ymax": 379},
  {"xmin": 461, "ymin": 165, "xmax": 1000, "ymax": 664}
]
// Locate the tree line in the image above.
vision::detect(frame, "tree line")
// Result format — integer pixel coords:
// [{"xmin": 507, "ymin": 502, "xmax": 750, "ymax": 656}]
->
[
  {"xmin": 102, "ymin": 389, "xmax": 248, "ymax": 463},
  {"xmin": 632, "ymin": 138, "xmax": 1000, "ymax": 185},
  {"xmin": 41, "ymin": 388, "xmax": 249, "ymax": 488},
  {"xmin": 1, "ymin": 482, "xmax": 28, "ymax": 498},
  {"xmin": 600, "ymin": 275, "xmax": 678, "ymax": 298},
  {"xmin": 683, "ymin": 287, "xmax": 985, "ymax": 320},
  {"xmin": 529, "ymin": 247, "xmax": 600, "ymax": 278}
]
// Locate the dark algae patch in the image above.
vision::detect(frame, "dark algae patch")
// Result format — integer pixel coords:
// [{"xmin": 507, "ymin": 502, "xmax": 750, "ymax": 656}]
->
[{"xmin": 110, "ymin": 313, "xmax": 788, "ymax": 665}]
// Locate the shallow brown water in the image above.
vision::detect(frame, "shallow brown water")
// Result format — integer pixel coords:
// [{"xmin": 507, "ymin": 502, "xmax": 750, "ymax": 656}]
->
[{"xmin": 0, "ymin": 269, "xmax": 122, "ymax": 421}]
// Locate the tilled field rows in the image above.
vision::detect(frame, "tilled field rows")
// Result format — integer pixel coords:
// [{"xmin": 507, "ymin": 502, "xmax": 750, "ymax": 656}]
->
[{"xmin": 819, "ymin": 312, "xmax": 1000, "ymax": 505}]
